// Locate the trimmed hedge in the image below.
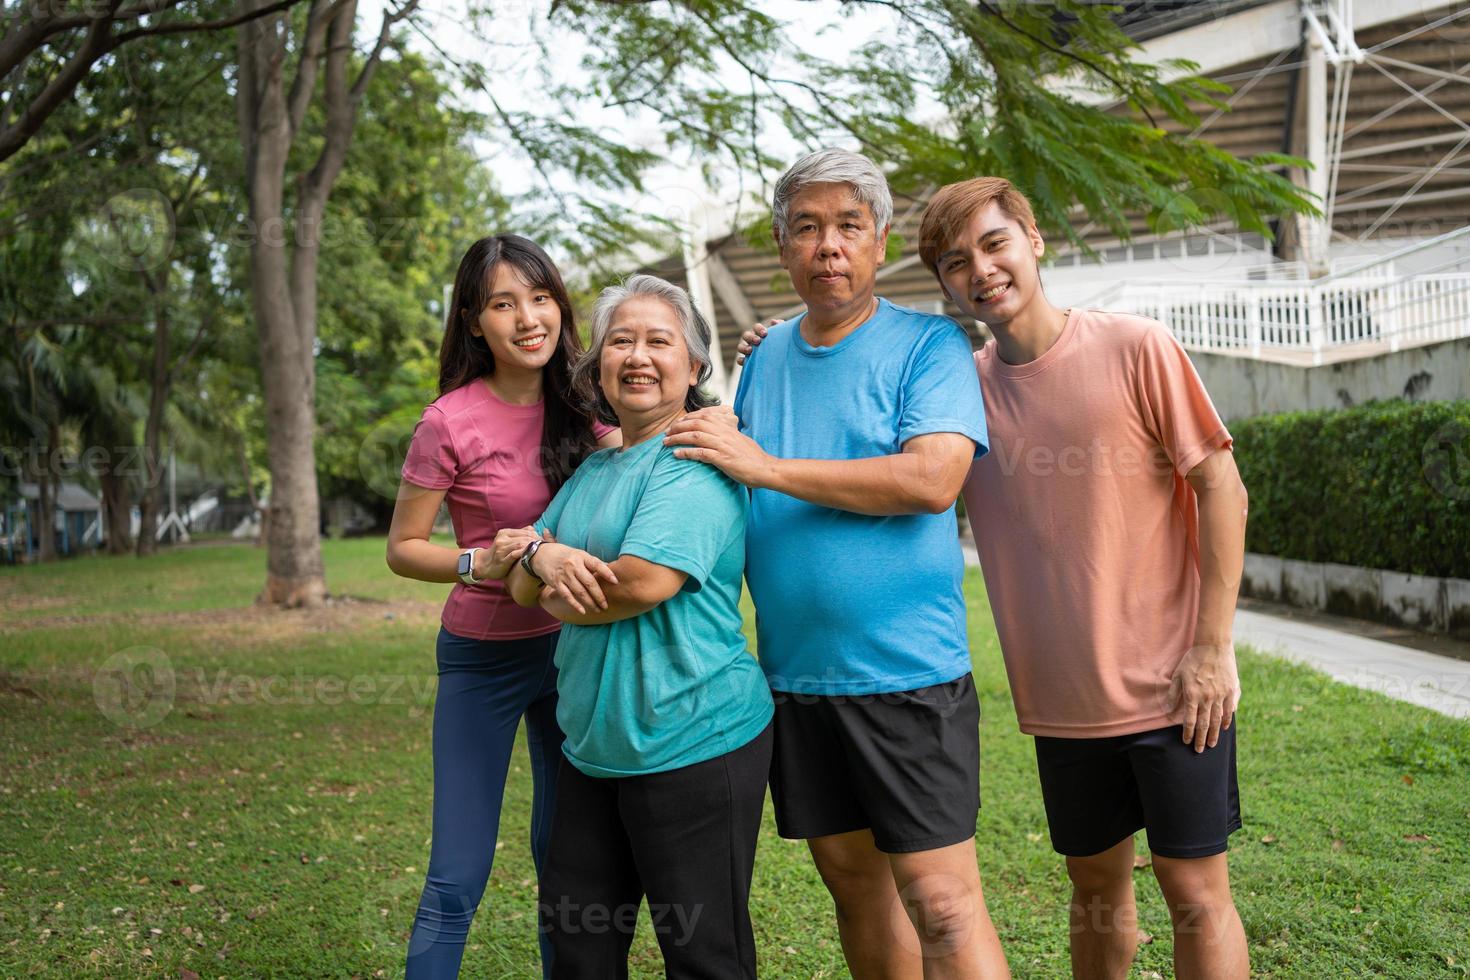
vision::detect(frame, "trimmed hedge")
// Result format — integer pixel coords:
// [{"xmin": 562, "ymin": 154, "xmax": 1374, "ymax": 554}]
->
[{"xmin": 1231, "ymin": 400, "xmax": 1470, "ymax": 579}]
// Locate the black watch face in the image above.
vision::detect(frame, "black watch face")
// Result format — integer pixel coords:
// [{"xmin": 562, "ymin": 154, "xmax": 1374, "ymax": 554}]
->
[{"xmin": 458, "ymin": 552, "xmax": 472, "ymax": 576}]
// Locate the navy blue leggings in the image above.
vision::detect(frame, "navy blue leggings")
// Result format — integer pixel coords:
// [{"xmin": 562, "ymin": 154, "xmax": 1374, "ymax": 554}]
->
[{"xmin": 405, "ymin": 626, "xmax": 564, "ymax": 978}]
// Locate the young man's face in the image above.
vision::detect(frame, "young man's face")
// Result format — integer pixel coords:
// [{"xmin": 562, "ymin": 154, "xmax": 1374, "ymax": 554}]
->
[{"xmin": 936, "ymin": 200, "xmax": 1046, "ymax": 329}]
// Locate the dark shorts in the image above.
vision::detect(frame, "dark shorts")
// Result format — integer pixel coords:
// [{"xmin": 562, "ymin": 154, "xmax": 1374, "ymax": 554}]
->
[
  {"xmin": 768, "ymin": 673, "xmax": 980, "ymax": 854},
  {"xmin": 1033, "ymin": 722, "xmax": 1242, "ymax": 860}
]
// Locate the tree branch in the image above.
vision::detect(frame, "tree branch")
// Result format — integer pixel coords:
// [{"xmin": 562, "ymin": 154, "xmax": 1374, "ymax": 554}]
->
[
  {"xmin": 973, "ymin": 0, "xmax": 1158, "ymax": 128},
  {"xmin": 287, "ymin": 0, "xmax": 349, "ymax": 136},
  {"xmin": 0, "ymin": 16, "xmax": 116, "ymax": 162},
  {"xmin": 113, "ymin": 0, "xmax": 305, "ymax": 43},
  {"xmin": 679, "ymin": 1, "xmax": 880, "ymax": 155},
  {"xmin": 0, "ymin": 0, "xmax": 309, "ymax": 163},
  {"xmin": 349, "ymin": 0, "xmax": 418, "ymax": 101}
]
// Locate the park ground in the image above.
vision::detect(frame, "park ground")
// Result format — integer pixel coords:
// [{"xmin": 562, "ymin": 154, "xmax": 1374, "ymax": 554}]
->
[{"xmin": 2, "ymin": 538, "xmax": 1468, "ymax": 978}]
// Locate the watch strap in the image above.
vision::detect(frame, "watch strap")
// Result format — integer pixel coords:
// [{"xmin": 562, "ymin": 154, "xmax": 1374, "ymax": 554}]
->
[
  {"xmin": 520, "ymin": 539, "xmax": 544, "ymax": 581},
  {"xmin": 458, "ymin": 547, "xmax": 481, "ymax": 586}
]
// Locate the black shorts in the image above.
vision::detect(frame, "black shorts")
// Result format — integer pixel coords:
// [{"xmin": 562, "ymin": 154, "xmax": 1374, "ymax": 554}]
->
[
  {"xmin": 1033, "ymin": 722, "xmax": 1242, "ymax": 860},
  {"xmin": 768, "ymin": 673, "xmax": 980, "ymax": 853}
]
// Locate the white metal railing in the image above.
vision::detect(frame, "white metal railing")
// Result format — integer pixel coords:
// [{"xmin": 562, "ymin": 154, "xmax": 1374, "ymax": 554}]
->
[{"xmin": 1080, "ymin": 226, "xmax": 1470, "ymax": 363}]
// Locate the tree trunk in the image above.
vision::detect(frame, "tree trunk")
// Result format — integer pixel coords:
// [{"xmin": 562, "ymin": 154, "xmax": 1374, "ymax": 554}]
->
[
  {"xmin": 135, "ymin": 273, "xmax": 171, "ymax": 557},
  {"xmin": 253, "ymin": 262, "xmax": 326, "ymax": 604},
  {"xmin": 234, "ymin": 0, "xmax": 403, "ymax": 606},
  {"xmin": 99, "ymin": 463, "xmax": 134, "ymax": 555},
  {"xmin": 238, "ymin": 0, "xmax": 326, "ymax": 607},
  {"xmin": 33, "ymin": 420, "xmax": 59, "ymax": 562},
  {"xmin": 235, "ymin": 432, "xmax": 265, "ymax": 547}
]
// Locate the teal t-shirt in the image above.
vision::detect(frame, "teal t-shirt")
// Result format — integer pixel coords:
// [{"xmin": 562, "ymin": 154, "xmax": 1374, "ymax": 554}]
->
[{"xmin": 535, "ymin": 436, "xmax": 773, "ymax": 778}]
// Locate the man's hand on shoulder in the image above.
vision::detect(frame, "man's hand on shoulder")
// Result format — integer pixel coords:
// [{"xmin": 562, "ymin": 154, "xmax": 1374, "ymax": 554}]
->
[
  {"xmin": 734, "ymin": 317, "xmax": 781, "ymax": 367},
  {"xmin": 664, "ymin": 408, "xmax": 774, "ymax": 487}
]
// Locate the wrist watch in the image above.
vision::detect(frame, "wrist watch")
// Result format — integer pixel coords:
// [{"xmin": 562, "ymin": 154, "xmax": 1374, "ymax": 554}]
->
[
  {"xmin": 457, "ymin": 547, "xmax": 482, "ymax": 585},
  {"xmin": 520, "ymin": 539, "xmax": 545, "ymax": 581}
]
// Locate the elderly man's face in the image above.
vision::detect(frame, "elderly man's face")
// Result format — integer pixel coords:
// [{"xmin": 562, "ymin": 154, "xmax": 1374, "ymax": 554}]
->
[{"xmin": 776, "ymin": 183, "xmax": 888, "ymax": 320}]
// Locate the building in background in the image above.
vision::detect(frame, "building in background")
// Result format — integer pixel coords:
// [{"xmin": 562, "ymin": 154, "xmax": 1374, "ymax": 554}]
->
[{"xmin": 640, "ymin": 0, "xmax": 1470, "ymax": 420}]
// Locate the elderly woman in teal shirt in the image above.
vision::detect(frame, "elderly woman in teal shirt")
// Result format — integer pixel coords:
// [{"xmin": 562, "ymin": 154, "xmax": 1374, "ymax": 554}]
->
[{"xmin": 506, "ymin": 274, "xmax": 773, "ymax": 979}]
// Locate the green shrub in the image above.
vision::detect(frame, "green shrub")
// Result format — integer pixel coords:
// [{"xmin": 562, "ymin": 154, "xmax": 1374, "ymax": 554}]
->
[{"xmin": 1231, "ymin": 400, "xmax": 1470, "ymax": 578}]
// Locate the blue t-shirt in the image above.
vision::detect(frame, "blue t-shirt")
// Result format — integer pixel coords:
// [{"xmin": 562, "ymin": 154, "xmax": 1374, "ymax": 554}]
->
[
  {"xmin": 535, "ymin": 436, "xmax": 773, "ymax": 777},
  {"xmin": 733, "ymin": 297, "xmax": 989, "ymax": 695}
]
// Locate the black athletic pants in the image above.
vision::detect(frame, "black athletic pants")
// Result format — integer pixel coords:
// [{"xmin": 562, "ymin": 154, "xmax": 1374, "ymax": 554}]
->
[{"xmin": 538, "ymin": 722, "xmax": 773, "ymax": 980}]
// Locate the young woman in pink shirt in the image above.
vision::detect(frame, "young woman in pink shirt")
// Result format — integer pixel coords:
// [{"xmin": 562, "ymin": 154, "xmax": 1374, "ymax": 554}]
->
[{"xmin": 385, "ymin": 235, "xmax": 619, "ymax": 978}]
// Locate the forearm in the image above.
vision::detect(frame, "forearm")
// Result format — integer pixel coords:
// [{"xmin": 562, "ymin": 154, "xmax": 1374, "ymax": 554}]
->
[
  {"xmin": 762, "ymin": 454, "xmax": 959, "ymax": 516},
  {"xmin": 1192, "ymin": 482, "xmax": 1248, "ymax": 646},
  {"xmin": 386, "ymin": 537, "xmax": 463, "ymax": 584},
  {"xmin": 538, "ymin": 555, "xmax": 681, "ymax": 624},
  {"xmin": 507, "ymin": 561, "xmax": 543, "ymax": 607},
  {"xmin": 541, "ymin": 586, "xmax": 657, "ymax": 625}
]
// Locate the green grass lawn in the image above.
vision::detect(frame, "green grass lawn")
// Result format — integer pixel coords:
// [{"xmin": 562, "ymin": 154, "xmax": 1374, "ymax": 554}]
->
[{"xmin": 2, "ymin": 538, "xmax": 1468, "ymax": 978}]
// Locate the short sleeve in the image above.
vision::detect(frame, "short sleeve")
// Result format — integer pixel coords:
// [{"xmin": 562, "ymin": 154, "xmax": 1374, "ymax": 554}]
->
[
  {"xmin": 619, "ymin": 451, "xmax": 745, "ymax": 593},
  {"xmin": 1133, "ymin": 323, "xmax": 1233, "ymax": 476},
  {"xmin": 400, "ymin": 406, "xmax": 456, "ymax": 490},
  {"xmin": 898, "ymin": 320, "xmax": 989, "ymax": 459},
  {"xmin": 731, "ymin": 347, "xmax": 756, "ymax": 428}
]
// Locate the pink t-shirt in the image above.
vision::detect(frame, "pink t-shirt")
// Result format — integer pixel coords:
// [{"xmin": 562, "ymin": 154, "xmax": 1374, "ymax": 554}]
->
[
  {"xmin": 401, "ymin": 380, "xmax": 615, "ymax": 641},
  {"xmin": 963, "ymin": 308, "xmax": 1232, "ymax": 738}
]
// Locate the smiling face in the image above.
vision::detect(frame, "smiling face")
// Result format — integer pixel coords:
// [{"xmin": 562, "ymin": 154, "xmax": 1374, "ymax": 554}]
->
[
  {"xmin": 776, "ymin": 182, "xmax": 889, "ymax": 321},
  {"xmin": 471, "ymin": 262, "xmax": 563, "ymax": 373},
  {"xmin": 935, "ymin": 200, "xmax": 1047, "ymax": 330},
  {"xmin": 599, "ymin": 296, "xmax": 701, "ymax": 428}
]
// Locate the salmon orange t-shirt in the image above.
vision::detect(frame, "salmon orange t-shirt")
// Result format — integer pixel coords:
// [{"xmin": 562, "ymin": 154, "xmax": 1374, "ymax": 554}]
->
[
  {"xmin": 401, "ymin": 380, "xmax": 614, "ymax": 641},
  {"xmin": 962, "ymin": 307, "xmax": 1232, "ymax": 738}
]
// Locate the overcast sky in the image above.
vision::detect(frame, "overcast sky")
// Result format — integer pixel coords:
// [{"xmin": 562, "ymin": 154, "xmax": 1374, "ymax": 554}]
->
[{"xmin": 364, "ymin": 0, "xmax": 897, "ymax": 247}]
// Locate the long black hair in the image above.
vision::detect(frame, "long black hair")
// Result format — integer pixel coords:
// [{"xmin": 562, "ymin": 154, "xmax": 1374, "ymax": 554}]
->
[{"xmin": 439, "ymin": 235, "xmax": 599, "ymax": 490}]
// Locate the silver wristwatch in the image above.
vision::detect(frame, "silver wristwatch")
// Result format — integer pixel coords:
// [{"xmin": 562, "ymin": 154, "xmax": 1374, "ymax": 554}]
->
[{"xmin": 457, "ymin": 547, "xmax": 482, "ymax": 585}]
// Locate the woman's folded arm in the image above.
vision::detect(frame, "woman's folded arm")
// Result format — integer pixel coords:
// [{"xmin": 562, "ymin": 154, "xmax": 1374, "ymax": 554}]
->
[{"xmin": 540, "ymin": 554, "xmax": 688, "ymax": 625}]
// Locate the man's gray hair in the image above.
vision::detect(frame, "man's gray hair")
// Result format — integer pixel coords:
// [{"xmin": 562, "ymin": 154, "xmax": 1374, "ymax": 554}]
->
[
  {"xmin": 574, "ymin": 274, "xmax": 718, "ymax": 425},
  {"xmin": 771, "ymin": 147, "xmax": 894, "ymax": 243}
]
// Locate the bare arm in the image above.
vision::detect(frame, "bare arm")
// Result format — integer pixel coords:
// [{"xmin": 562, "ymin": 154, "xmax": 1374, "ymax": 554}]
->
[
  {"xmin": 760, "ymin": 433, "xmax": 974, "ymax": 515},
  {"xmin": 506, "ymin": 553, "xmax": 545, "ymax": 607},
  {"xmin": 1189, "ymin": 448, "xmax": 1248, "ymax": 649},
  {"xmin": 1168, "ymin": 448, "xmax": 1249, "ymax": 752},
  {"xmin": 538, "ymin": 554, "xmax": 688, "ymax": 625},
  {"xmin": 664, "ymin": 411, "xmax": 974, "ymax": 516},
  {"xmin": 385, "ymin": 479, "xmax": 535, "ymax": 583}
]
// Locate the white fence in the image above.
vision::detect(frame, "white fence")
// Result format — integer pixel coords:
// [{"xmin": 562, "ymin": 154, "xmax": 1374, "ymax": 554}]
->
[{"xmin": 1080, "ymin": 227, "xmax": 1470, "ymax": 364}]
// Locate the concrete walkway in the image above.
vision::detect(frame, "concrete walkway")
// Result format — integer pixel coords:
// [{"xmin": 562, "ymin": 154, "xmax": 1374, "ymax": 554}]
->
[{"xmin": 1233, "ymin": 607, "xmax": 1470, "ymax": 720}]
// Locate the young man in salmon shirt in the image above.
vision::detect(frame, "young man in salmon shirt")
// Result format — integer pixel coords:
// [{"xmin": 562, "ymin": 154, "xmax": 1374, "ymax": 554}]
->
[
  {"xmin": 737, "ymin": 175, "xmax": 1250, "ymax": 979},
  {"xmin": 922, "ymin": 177, "xmax": 1250, "ymax": 980}
]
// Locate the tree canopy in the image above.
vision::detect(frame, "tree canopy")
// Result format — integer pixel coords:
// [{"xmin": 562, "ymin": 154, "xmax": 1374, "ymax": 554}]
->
[{"xmin": 1, "ymin": 0, "xmax": 1316, "ymax": 583}]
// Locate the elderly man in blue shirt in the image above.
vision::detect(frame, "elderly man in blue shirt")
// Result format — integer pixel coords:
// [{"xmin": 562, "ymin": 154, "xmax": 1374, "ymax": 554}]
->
[{"xmin": 666, "ymin": 148, "xmax": 1010, "ymax": 979}]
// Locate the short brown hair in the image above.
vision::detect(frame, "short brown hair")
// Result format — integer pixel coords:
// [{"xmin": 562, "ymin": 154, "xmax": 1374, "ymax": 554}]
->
[{"xmin": 917, "ymin": 177, "xmax": 1039, "ymax": 282}]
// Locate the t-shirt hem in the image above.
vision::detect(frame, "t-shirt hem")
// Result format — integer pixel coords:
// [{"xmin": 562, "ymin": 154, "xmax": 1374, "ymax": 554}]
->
[
  {"xmin": 896, "ymin": 419, "xmax": 989, "ymax": 457},
  {"xmin": 617, "ymin": 542, "xmax": 711, "ymax": 591},
  {"xmin": 399, "ymin": 468, "xmax": 453, "ymax": 490},
  {"xmin": 1019, "ymin": 712, "xmax": 1178, "ymax": 739},
  {"xmin": 563, "ymin": 704, "xmax": 774, "ymax": 778},
  {"xmin": 765, "ymin": 662, "xmax": 971, "ymax": 696},
  {"xmin": 440, "ymin": 614, "xmax": 562, "ymax": 642}
]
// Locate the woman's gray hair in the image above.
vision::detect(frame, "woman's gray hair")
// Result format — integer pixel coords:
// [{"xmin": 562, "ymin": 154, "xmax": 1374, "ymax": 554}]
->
[
  {"xmin": 772, "ymin": 147, "xmax": 894, "ymax": 243},
  {"xmin": 574, "ymin": 274, "xmax": 720, "ymax": 426}
]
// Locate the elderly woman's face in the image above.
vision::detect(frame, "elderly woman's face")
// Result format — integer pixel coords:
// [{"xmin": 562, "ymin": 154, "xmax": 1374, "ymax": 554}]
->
[{"xmin": 600, "ymin": 296, "xmax": 700, "ymax": 422}]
